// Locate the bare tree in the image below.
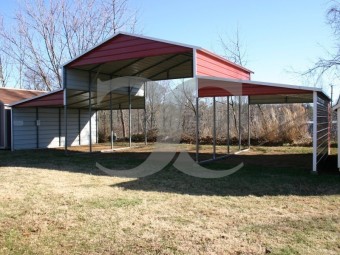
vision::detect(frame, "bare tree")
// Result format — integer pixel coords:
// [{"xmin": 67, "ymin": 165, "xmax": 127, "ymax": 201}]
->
[
  {"xmin": 0, "ymin": 19, "xmax": 10, "ymax": 87},
  {"xmin": 219, "ymin": 28, "xmax": 249, "ymax": 138},
  {"xmin": 146, "ymin": 81, "xmax": 168, "ymax": 131},
  {"xmin": 0, "ymin": 0, "xmax": 138, "ymax": 91},
  {"xmin": 303, "ymin": 1, "xmax": 339, "ymax": 83},
  {"xmin": 0, "ymin": 56, "xmax": 6, "ymax": 87},
  {"xmin": 219, "ymin": 27, "xmax": 248, "ymax": 67},
  {"xmin": 0, "ymin": 47, "xmax": 11, "ymax": 87}
]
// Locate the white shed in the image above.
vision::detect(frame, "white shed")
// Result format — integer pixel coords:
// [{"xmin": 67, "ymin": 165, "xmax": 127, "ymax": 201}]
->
[
  {"xmin": 10, "ymin": 89, "xmax": 98, "ymax": 150},
  {"xmin": 0, "ymin": 88, "xmax": 45, "ymax": 149}
]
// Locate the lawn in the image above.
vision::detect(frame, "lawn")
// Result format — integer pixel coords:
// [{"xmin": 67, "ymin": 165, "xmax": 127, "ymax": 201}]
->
[{"xmin": 0, "ymin": 145, "xmax": 339, "ymax": 255}]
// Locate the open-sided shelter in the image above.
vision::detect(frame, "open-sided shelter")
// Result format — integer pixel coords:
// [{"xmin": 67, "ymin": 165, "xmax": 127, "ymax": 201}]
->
[{"xmin": 9, "ymin": 32, "xmax": 330, "ymax": 173}]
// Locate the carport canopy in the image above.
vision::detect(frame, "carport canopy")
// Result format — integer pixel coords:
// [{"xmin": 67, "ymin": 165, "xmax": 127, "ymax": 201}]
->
[
  {"xmin": 9, "ymin": 33, "xmax": 330, "ymax": 173},
  {"xmin": 196, "ymin": 76, "xmax": 330, "ymax": 173},
  {"xmin": 197, "ymin": 76, "xmax": 326, "ymax": 104}
]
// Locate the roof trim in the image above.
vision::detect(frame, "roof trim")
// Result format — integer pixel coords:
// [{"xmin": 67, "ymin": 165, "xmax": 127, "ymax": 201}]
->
[
  {"xmin": 10, "ymin": 88, "xmax": 63, "ymax": 107},
  {"xmin": 62, "ymin": 32, "xmax": 253, "ymax": 74},
  {"xmin": 0, "ymin": 87, "xmax": 47, "ymax": 93},
  {"xmin": 0, "ymin": 87, "xmax": 47, "ymax": 106},
  {"xmin": 197, "ymin": 75, "xmax": 329, "ymax": 97},
  {"xmin": 63, "ymin": 32, "xmax": 201, "ymax": 67}
]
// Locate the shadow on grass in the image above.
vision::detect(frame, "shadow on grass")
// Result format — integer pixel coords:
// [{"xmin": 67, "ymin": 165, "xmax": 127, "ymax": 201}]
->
[
  {"xmin": 0, "ymin": 149, "xmax": 339, "ymax": 196},
  {"xmin": 110, "ymin": 154, "xmax": 340, "ymax": 197}
]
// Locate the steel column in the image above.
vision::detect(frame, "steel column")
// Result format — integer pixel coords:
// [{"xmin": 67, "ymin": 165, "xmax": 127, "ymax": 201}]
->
[
  {"xmin": 58, "ymin": 108, "xmax": 61, "ymax": 147},
  {"xmin": 144, "ymin": 82, "xmax": 147, "ymax": 145},
  {"xmin": 238, "ymin": 96, "xmax": 241, "ymax": 151},
  {"xmin": 195, "ymin": 97, "xmax": 199, "ymax": 162},
  {"xmin": 89, "ymin": 72, "xmax": 92, "ymax": 153},
  {"xmin": 36, "ymin": 107, "xmax": 39, "ymax": 149},
  {"xmin": 110, "ymin": 90, "xmax": 113, "ymax": 149},
  {"xmin": 328, "ymin": 102, "xmax": 331, "ymax": 155},
  {"xmin": 63, "ymin": 68, "xmax": 68, "ymax": 154},
  {"xmin": 96, "ymin": 110, "xmax": 98, "ymax": 144},
  {"xmin": 78, "ymin": 109, "xmax": 81, "ymax": 145},
  {"xmin": 213, "ymin": 97, "xmax": 216, "ymax": 159},
  {"xmin": 128, "ymin": 82, "xmax": 132, "ymax": 147},
  {"xmin": 227, "ymin": 96, "xmax": 230, "ymax": 154},
  {"xmin": 10, "ymin": 109, "xmax": 13, "ymax": 151},
  {"xmin": 248, "ymin": 97, "xmax": 250, "ymax": 148}
]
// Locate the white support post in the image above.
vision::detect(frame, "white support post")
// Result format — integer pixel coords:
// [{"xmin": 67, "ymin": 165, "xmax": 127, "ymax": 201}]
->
[
  {"xmin": 89, "ymin": 72, "xmax": 92, "ymax": 153},
  {"xmin": 328, "ymin": 101, "xmax": 331, "ymax": 155},
  {"xmin": 238, "ymin": 96, "xmax": 241, "ymax": 151},
  {"xmin": 248, "ymin": 97, "xmax": 250, "ymax": 148},
  {"xmin": 110, "ymin": 91, "xmax": 113, "ymax": 149},
  {"xmin": 128, "ymin": 83, "xmax": 132, "ymax": 148},
  {"xmin": 96, "ymin": 110, "xmax": 98, "ymax": 144},
  {"xmin": 193, "ymin": 49, "xmax": 200, "ymax": 163},
  {"xmin": 63, "ymin": 68, "xmax": 68, "ymax": 154},
  {"xmin": 213, "ymin": 97, "xmax": 216, "ymax": 159},
  {"xmin": 195, "ymin": 96, "xmax": 199, "ymax": 162},
  {"xmin": 338, "ymin": 109, "xmax": 340, "ymax": 170},
  {"xmin": 10, "ymin": 108, "xmax": 14, "ymax": 151},
  {"xmin": 312, "ymin": 91, "xmax": 318, "ymax": 173},
  {"xmin": 144, "ymin": 82, "xmax": 147, "ymax": 145},
  {"xmin": 227, "ymin": 96, "xmax": 230, "ymax": 154}
]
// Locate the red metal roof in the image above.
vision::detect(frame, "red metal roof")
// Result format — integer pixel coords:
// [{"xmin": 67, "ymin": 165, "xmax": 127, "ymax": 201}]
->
[
  {"xmin": 66, "ymin": 33, "xmax": 193, "ymax": 68},
  {"xmin": 198, "ymin": 83, "xmax": 312, "ymax": 97},
  {"xmin": 11, "ymin": 90, "xmax": 64, "ymax": 108},
  {"xmin": 0, "ymin": 88, "xmax": 46, "ymax": 105},
  {"xmin": 197, "ymin": 77, "xmax": 327, "ymax": 99},
  {"xmin": 64, "ymin": 33, "xmax": 253, "ymax": 81}
]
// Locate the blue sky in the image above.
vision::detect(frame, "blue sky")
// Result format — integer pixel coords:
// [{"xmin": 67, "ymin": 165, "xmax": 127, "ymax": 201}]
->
[
  {"xmin": 130, "ymin": 0, "xmax": 337, "ymax": 97},
  {"xmin": 1, "ymin": 0, "xmax": 337, "ymax": 98}
]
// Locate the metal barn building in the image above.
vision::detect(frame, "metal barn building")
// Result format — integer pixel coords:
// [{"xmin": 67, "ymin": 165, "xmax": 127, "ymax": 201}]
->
[
  {"xmin": 10, "ymin": 89, "xmax": 98, "ymax": 149},
  {"xmin": 5, "ymin": 32, "xmax": 331, "ymax": 173},
  {"xmin": 0, "ymin": 88, "xmax": 45, "ymax": 149}
]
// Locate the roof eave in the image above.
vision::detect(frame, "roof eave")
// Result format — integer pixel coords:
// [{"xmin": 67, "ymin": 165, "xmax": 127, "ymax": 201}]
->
[
  {"xmin": 197, "ymin": 76, "xmax": 330, "ymax": 100},
  {"xmin": 62, "ymin": 32, "xmax": 200, "ymax": 68},
  {"xmin": 10, "ymin": 88, "xmax": 63, "ymax": 107}
]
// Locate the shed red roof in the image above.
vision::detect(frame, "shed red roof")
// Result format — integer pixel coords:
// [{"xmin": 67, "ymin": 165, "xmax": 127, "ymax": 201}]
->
[
  {"xmin": 10, "ymin": 89, "xmax": 63, "ymax": 108},
  {"xmin": 63, "ymin": 32, "xmax": 252, "ymax": 81},
  {"xmin": 0, "ymin": 87, "xmax": 46, "ymax": 105},
  {"xmin": 196, "ymin": 76, "xmax": 329, "ymax": 104},
  {"xmin": 65, "ymin": 33, "xmax": 193, "ymax": 68}
]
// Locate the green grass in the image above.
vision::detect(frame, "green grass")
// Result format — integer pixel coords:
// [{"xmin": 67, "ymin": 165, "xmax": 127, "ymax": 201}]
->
[{"xmin": 0, "ymin": 146, "xmax": 339, "ymax": 254}]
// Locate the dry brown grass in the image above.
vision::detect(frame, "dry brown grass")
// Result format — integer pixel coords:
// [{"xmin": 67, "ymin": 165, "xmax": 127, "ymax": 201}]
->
[{"xmin": 0, "ymin": 146, "xmax": 339, "ymax": 254}]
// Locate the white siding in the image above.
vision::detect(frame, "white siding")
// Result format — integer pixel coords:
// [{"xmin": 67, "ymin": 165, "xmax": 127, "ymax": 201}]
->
[
  {"xmin": 66, "ymin": 69, "xmax": 110, "ymax": 91},
  {"xmin": 12, "ymin": 108, "xmax": 37, "ymax": 149},
  {"xmin": 79, "ymin": 109, "xmax": 97, "ymax": 145},
  {"xmin": 38, "ymin": 108, "xmax": 60, "ymax": 148},
  {"xmin": 316, "ymin": 94, "xmax": 330, "ymax": 166},
  {"xmin": 12, "ymin": 107, "xmax": 97, "ymax": 150},
  {"xmin": 61, "ymin": 109, "xmax": 79, "ymax": 146},
  {"xmin": 66, "ymin": 69, "xmax": 89, "ymax": 90}
]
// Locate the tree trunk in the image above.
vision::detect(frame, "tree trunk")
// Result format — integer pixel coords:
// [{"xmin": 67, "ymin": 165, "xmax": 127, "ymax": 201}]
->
[
  {"xmin": 0, "ymin": 56, "xmax": 4, "ymax": 87},
  {"xmin": 120, "ymin": 108, "xmax": 126, "ymax": 138},
  {"xmin": 230, "ymin": 97, "xmax": 239, "ymax": 137}
]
